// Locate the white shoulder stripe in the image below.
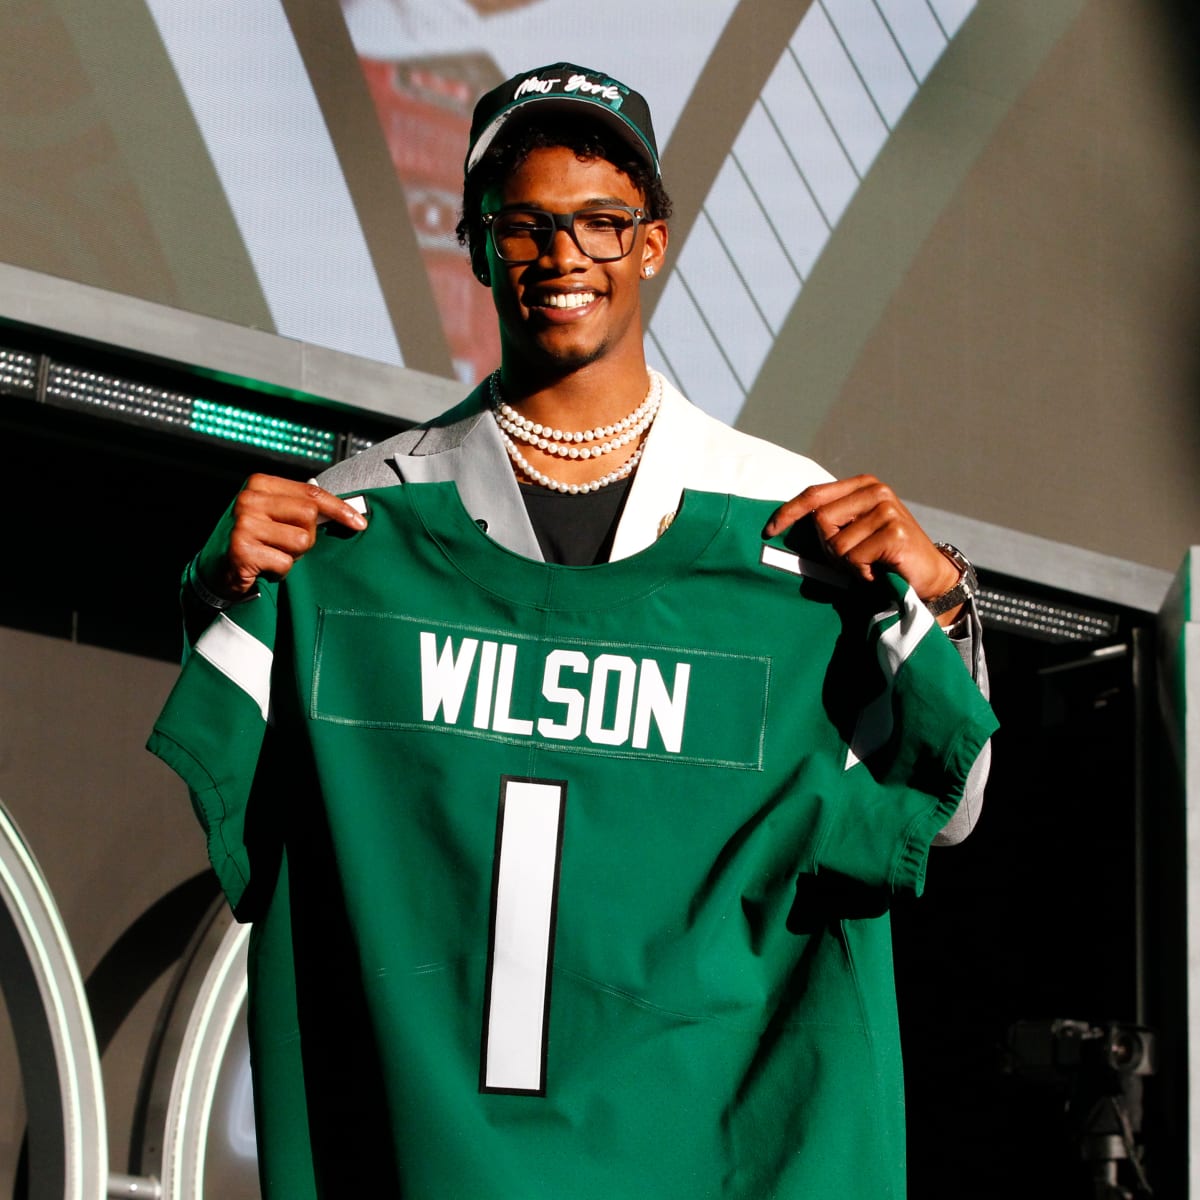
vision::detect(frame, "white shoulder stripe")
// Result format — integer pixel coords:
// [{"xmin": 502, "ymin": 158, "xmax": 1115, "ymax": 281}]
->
[
  {"xmin": 845, "ymin": 586, "xmax": 936, "ymax": 770},
  {"xmin": 194, "ymin": 613, "xmax": 273, "ymax": 721},
  {"xmin": 871, "ymin": 585, "xmax": 936, "ymax": 671},
  {"xmin": 759, "ymin": 545, "xmax": 847, "ymax": 587}
]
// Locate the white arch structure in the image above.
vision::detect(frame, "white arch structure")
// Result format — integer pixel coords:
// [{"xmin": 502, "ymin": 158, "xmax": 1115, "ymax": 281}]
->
[
  {"xmin": 0, "ymin": 798, "xmax": 108, "ymax": 1199},
  {"xmin": 138, "ymin": 904, "xmax": 254, "ymax": 1199}
]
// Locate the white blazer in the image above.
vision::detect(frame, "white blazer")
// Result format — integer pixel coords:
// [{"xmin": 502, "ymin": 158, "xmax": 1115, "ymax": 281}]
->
[{"xmin": 318, "ymin": 374, "xmax": 834, "ymax": 560}]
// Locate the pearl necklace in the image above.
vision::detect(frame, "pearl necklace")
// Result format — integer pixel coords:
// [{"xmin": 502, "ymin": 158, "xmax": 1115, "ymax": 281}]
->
[
  {"xmin": 490, "ymin": 371, "xmax": 661, "ymax": 494},
  {"xmin": 491, "ymin": 373, "xmax": 660, "ymax": 460}
]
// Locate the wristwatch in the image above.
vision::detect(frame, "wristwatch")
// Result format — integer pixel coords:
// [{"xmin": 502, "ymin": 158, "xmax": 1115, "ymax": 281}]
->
[{"xmin": 925, "ymin": 543, "xmax": 978, "ymax": 617}]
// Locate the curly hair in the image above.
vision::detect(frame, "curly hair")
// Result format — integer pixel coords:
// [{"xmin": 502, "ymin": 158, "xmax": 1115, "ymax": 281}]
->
[{"xmin": 457, "ymin": 113, "xmax": 673, "ymax": 279}]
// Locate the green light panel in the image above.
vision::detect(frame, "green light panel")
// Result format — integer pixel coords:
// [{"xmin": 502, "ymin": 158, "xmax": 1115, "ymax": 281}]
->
[
  {"xmin": 190, "ymin": 398, "xmax": 336, "ymax": 462},
  {"xmin": 39, "ymin": 361, "xmax": 337, "ymax": 466}
]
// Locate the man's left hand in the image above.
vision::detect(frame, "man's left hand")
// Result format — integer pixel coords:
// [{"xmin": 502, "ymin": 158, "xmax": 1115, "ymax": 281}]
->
[{"xmin": 763, "ymin": 475, "xmax": 964, "ymax": 625}]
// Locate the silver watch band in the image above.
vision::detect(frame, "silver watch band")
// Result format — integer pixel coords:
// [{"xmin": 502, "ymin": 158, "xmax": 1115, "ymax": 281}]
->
[{"xmin": 925, "ymin": 543, "xmax": 978, "ymax": 617}]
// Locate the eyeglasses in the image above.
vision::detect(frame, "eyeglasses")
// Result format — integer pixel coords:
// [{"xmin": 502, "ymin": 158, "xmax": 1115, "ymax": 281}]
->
[{"xmin": 481, "ymin": 206, "xmax": 646, "ymax": 264}]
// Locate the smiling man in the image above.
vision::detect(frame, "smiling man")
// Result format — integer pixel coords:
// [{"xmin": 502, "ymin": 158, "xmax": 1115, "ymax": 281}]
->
[{"xmin": 154, "ymin": 63, "xmax": 994, "ymax": 1199}]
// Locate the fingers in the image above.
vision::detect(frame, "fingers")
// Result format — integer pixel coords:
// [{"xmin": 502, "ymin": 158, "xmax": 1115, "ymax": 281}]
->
[
  {"xmin": 217, "ymin": 475, "xmax": 367, "ymax": 596},
  {"xmin": 763, "ymin": 475, "xmax": 960, "ymax": 598},
  {"xmin": 240, "ymin": 475, "xmax": 368, "ymax": 532},
  {"xmin": 224, "ymin": 525, "xmax": 307, "ymax": 592},
  {"xmin": 811, "ymin": 478, "xmax": 906, "ymax": 537},
  {"xmin": 762, "ymin": 476, "xmax": 877, "ymax": 538},
  {"xmin": 822, "ymin": 509, "xmax": 918, "ymax": 585},
  {"xmin": 814, "ymin": 480, "xmax": 910, "ymax": 564},
  {"xmin": 313, "ymin": 488, "xmax": 369, "ymax": 531}
]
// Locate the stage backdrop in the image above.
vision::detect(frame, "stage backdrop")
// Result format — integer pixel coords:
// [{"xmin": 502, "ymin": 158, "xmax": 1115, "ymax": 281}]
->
[{"xmin": 0, "ymin": 0, "xmax": 1196, "ymax": 571}]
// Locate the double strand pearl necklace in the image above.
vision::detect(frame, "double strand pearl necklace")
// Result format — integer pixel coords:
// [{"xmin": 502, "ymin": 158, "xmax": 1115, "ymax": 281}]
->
[{"xmin": 490, "ymin": 370, "xmax": 662, "ymax": 494}]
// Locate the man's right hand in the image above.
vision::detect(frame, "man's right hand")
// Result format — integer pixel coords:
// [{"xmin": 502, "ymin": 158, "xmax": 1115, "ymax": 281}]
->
[{"xmin": 197, "ymin": 474, "xmax": 369, "ymax": 603}]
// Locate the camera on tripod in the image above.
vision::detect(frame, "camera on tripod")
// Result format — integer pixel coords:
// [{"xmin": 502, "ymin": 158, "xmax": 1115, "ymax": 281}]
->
[{"xmin": 1006, "ymin": 1018, "xmax": 1155, "ymax": 1200}]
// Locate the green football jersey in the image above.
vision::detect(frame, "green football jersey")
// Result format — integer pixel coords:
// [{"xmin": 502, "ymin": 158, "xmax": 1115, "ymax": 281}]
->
[{"xmin": 149, "ymin": 482, "xmax": 997, "ymax": 1200}]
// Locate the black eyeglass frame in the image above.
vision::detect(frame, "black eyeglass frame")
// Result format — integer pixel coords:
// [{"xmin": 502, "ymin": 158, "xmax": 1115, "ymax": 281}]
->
[{"xmin": 481, "ymin": 205, "xmax": 647, "ymax": 264}]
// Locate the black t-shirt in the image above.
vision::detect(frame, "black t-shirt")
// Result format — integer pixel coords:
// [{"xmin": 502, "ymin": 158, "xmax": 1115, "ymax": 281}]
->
[{"xmin": 518, "ymin": 478, "xmax": 633, "ymax": 566}]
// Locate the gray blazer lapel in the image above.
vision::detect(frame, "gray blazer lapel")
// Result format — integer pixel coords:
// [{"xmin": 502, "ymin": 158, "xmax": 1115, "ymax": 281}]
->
[{"xmin": 391, "ymin": 409, "xmax": 543, "ymax": 561}]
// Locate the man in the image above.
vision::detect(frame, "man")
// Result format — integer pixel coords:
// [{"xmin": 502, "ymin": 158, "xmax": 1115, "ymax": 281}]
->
[{"xmin": 155, "ymin": 64, "xmax": 994, "ymax": 1198}]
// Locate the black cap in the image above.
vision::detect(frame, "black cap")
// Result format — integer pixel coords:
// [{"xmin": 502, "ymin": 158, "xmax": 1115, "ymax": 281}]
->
[{"xmin": 465, "ymin": 63, "xmax": 660, "ymax": 178}]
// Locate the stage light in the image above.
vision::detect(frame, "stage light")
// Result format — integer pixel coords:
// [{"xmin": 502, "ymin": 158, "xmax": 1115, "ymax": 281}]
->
[
  {"xmin": 0, "ymin": 348, "xmax": 38, "ymax": 397},
  {"xmin": 189, "ymin": 398, "xmax": 336, "ymax": 462},
  {"xmin": 0, "ymin": 341, "xmax": 380, "ymax": 469},
  {"xmin": 42, "ymin": 363, "xmax": 340, "ymax": 466},
  {"xmin": 975, "ymin": 588, "xmax": 1119, "ymax": 643}
]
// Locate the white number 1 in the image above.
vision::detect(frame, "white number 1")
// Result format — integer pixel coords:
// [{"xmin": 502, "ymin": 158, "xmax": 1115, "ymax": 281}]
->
[{"xmin": 480, "ymin": 776, "xmax": 567, "ymax": 1095}]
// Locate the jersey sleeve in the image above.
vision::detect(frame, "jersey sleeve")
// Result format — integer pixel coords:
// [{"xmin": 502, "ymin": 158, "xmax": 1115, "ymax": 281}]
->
[
  {"xmin": 147, "ymin": 581, "xmax": 280, "ymax": 914},
  {"xmin": 814, "ymin": 573, "xmax": 999, "ymax": 896}
]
